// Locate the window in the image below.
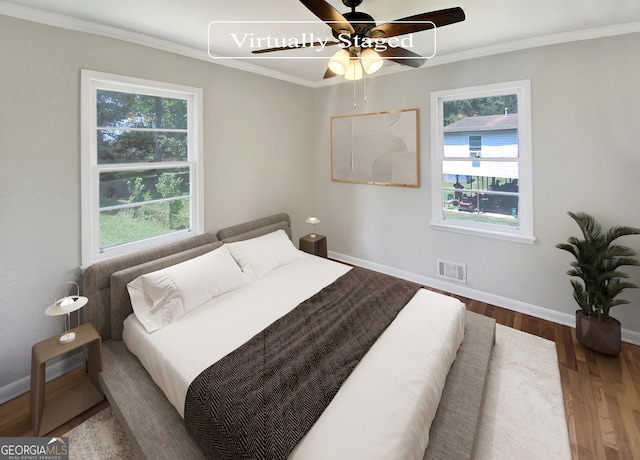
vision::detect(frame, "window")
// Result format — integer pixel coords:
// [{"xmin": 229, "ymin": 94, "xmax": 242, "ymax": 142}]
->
[
  {"xmin": 430, "ymin": 80, "xmax": 534, "ymax": 244},
  {"xmin": 81, "ymin": 70, "xmax": 204, "ymax": 265},
  {"xmin": 469, "ymin": 135, "xmax": 482, "ymax": 157}
]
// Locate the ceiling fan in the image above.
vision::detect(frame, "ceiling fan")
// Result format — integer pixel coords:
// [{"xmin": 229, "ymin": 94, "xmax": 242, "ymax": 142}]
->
[{"xmin": 251, "ymin": 0, "xmax": 465, "ymax": 80}]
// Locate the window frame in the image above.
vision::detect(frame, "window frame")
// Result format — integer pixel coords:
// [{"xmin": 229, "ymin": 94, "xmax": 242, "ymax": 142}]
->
[
  {"xmin": 81, "ymin": 70, "xmax": 204, "ymax": 266},
  {"xmin": 430, "ymin": 80, "xmax": 535, "ymax": 244}
]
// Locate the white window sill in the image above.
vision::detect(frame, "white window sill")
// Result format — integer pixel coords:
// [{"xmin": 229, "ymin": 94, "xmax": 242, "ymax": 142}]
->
[{"xmin": 430, "ymin": 221, "xmax": 536, "ymax": 245}]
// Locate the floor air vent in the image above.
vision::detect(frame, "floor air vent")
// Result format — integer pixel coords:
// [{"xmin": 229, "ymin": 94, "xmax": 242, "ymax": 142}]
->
[{"xmin": 437, "ymin": 259, "xmax": 467, "ymax": 283}]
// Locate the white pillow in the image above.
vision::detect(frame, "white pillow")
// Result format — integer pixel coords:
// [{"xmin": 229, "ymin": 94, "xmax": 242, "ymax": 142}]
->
[
  {"xmin": 226, "ymin": 229, "xmax": 305, "ymax": 281},
  {"xmin": 127, "ymin": 245, "xmax": 250, "ymax": 333}
]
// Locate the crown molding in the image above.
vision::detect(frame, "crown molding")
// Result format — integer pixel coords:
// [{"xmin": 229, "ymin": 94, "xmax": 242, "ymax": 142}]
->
[{"xmin": 2, "ymin": 1, "xmax": 640, "ymax": 89}]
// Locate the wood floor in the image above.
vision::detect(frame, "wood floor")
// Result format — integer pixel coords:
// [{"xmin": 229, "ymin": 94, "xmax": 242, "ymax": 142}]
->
[{"xmin": 1, "ymin": 300, "xmax": 639, "ymax": 459}]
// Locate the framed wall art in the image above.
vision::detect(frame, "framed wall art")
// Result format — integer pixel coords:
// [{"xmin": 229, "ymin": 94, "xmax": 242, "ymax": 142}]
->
[{"xmin": 331, "ymin": 108, "xmax": 419, "ymax": 187}]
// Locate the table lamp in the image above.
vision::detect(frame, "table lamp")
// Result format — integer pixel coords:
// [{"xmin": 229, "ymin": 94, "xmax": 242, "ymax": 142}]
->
[
  {"xmin": 305, "ymin": 216, "xmax": 320, "ymax": 238},
  {"xmin": 45, "ymin": 281, "xmax": 88, "ymax": 344}
]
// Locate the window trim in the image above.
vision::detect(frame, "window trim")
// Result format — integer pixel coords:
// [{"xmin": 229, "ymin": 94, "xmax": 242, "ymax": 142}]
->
[
  {"xmin": 81, "ymin": 70, "xmax": 204, "ymax": 266},
  {"xmin": 430, "ymin": 80, "xmax": 535, "ymax": 244}
]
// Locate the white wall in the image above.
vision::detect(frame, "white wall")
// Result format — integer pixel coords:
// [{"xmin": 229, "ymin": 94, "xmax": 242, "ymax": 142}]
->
[
  {"xmin": 0, "ymin": 15, "xmax": 315, "ymax": 401},
  {"xmin": 311, "ymin": 32, "xmax": 640, "ymax": 339}
]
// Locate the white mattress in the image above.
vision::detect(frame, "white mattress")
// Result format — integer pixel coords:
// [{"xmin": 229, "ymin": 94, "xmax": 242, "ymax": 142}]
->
[{"xmin": 123, "ymin": 254, "xmax": 466, "ymax": 460}]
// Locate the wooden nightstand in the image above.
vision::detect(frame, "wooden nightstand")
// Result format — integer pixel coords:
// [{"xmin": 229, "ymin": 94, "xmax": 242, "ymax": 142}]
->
[
  {"xmin": 299, "ymin": 234, "xmax": 327, "ymax": 258},
  {"xmin": 30, "ymin": 322, "xmax": 104, "ymax": 436}
]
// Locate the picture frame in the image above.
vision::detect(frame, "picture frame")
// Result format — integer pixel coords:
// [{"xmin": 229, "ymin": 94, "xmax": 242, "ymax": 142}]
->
[{"xmin": 331, "ymin": 108, "xmax": 419, "ymax": 187}]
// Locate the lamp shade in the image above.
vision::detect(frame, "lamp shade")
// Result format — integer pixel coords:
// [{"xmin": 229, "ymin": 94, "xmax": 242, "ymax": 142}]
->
[
  {"xmin": 46, "ymin": 281, "xmax": 88, "ymax": 344},
  {"xmin": 328, "ymin": 49, "xmax": 350, "ymax": 75},
  {"xmin": 305, "ymin": 216, "xmax": 321, "ymax": 239},
  {"xmin": 45, "ymin": 295, "xmax": 88, "ymax": 317},
  {"xmin": 344, "ymin": 58, "xmax": 363, "ymax": 81},
  {"xmin": 361, "ymin": 48, "xmax": 383, "ymax": 75}
]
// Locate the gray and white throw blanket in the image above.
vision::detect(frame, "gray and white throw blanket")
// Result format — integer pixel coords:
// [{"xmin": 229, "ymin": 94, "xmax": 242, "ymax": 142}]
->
[{"xmin": 184, "ymin": 267, "xmax": 421, "ymax": 460}]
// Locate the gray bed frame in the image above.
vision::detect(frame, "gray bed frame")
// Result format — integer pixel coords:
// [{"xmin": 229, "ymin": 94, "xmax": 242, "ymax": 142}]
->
[{"xmin": 82, "ymin": 213, "xmax": 495, "ymax": 460}]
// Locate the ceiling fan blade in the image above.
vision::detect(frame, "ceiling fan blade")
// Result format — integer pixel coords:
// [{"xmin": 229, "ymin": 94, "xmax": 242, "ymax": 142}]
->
[
  {"xmin": 251, "ymin": 41, "xmax": 339, "ymax": 54},
  {"xmin": 377, "ymin": 47, "xmax": 426, "ymax": 68},
  {"xmin": 299, "ymin": 0, "xmax": 355, "ymax": 35},
  {"xmin": 370, "ymin": 7, "xmax": 465, "ymax": 38}
]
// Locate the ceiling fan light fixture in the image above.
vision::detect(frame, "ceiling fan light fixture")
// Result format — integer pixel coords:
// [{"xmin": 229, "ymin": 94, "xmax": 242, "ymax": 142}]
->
[
  {"xmin": 344, "ymin": 57, "xmax": 363, "ymax": 81},
  {"xmin": 256, "ymin": 1, "xmax": 466, "ymax": 81},
  {"xmin": 360, "ymin": 48, "xmax": 383, "ymax": 74},
  {"xmin": 328, "ymin": 49, "xmax": 350, "ymax": 75}
]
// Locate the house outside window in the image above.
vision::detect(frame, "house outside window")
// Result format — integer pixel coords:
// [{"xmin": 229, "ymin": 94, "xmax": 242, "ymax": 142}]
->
[
  {"xmin": 81, "ymin": 70, "xmax": 204, "ymax": 265},
  {"xmin": 430, "ymin": 80, "xmax": 534, "ymax": 244}
]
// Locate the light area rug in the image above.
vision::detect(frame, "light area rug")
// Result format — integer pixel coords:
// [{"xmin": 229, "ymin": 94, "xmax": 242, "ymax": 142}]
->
[
  {"xmin": 65, "ymin": 324, "xmax": 571, "ymax": 459},
  {"xmin": 475, "ymin": 324, "xmax": 571, "ymax": 459},
  {"xmin": 65, "ymin": 405, "xmax": 134, "ymax": 459}
]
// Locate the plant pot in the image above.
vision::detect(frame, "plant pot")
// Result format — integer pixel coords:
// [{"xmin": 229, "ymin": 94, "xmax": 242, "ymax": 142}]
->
[{"xmin": 575, "ymin": 310, "xmax": 621, "ymax": 356}]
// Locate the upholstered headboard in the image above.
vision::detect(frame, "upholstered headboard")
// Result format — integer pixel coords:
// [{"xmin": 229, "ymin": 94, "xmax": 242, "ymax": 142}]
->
[
  {"xmin": 82, "ymin": 213, "xmax": 292, "ymax": 340},
  {"xmin": 216, "ymin": 212, "xmax": 291, "ymax": 242}
]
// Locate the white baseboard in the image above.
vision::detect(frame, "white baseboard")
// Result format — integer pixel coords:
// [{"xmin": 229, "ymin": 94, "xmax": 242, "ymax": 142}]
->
[
  {"xmin": 0, "ymin": 351, "xmax": 84, "ymax": 405},
  {"xmin": 329, "ymin": 251, "xmax": 640, "ymax": 346}
]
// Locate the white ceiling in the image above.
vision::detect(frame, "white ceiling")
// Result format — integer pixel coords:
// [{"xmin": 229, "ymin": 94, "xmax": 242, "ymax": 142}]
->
[{"xmin": 3, "ymin": 0, "xmax": 640, "ymax": 87}]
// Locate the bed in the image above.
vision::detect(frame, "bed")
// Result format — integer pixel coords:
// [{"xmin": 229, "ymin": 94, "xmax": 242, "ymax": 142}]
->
[{"xmin": 83, "ymin": 213, "xmax": 496, "ymax": 460}]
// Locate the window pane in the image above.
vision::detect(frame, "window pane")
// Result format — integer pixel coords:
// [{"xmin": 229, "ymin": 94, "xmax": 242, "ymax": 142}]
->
[
  {"xmin": 97, "ymin": 90, "xmax": 187, "ymax": 129},
  {"xmin": 441, "ymin": 94, "xmax": 520, "ymax": 226},
  {"xmin": 442, "ymin": 167, "xmax": 519, "ymax": 226},
  {"xmin": 469, "ymin": 135, "xmax": 482, "ymax": 157},
  {"xmin": 99, "ymin": 168, "xmax": 190, "ymax": 208},
  {"xmin": 97, "ymin": 130, "xmax": 188, "ymax": 164},
  {"xmin": 99, "ymin": 198, "xmax": 190, "ymax": 249},
  {"xmin": 443, "ymin": 95, "xmax": 518, "ymax": 159},
  {"xmin": 442, "ymin": 171, "xmax": 519, "ymax": 227}
]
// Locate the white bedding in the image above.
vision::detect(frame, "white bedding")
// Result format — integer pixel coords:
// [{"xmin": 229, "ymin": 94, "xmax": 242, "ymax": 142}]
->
[{"xmin": 123, "ymin": 253, "xmax": 466, "ymax": 460}]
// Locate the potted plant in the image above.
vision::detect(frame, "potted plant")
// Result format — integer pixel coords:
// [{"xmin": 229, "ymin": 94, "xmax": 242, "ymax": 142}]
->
[{"xmin": 556, "ymin": 211, "xmax": 640, "ymax": 355}]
